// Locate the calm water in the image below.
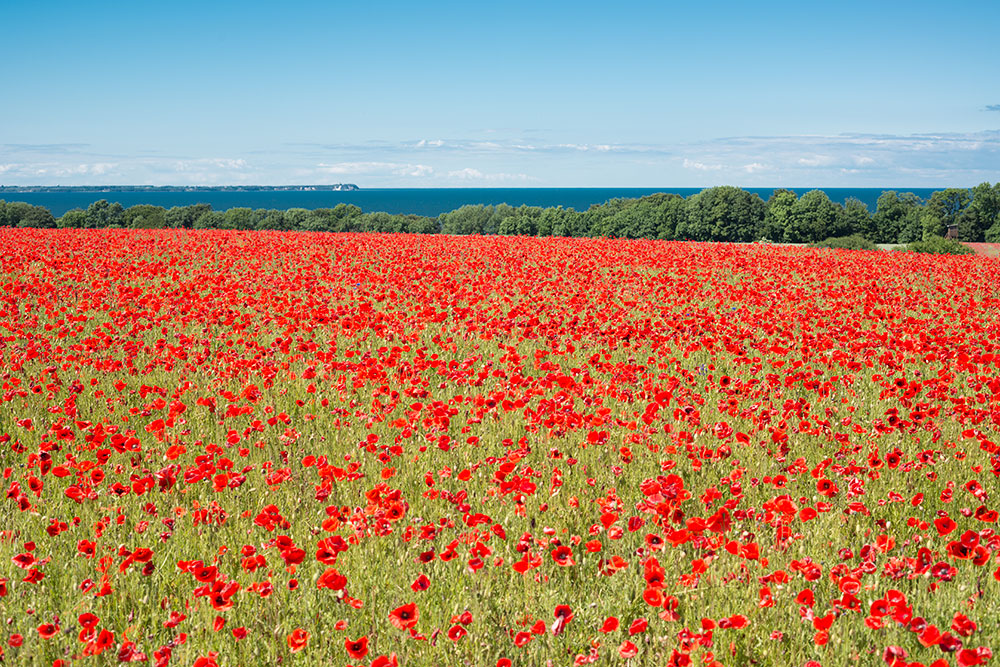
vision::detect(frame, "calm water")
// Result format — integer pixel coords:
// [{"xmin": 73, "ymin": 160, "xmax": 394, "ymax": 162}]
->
[{"xmin": 5, "ymin": 188, "xmax": 942, "ymax": 218}]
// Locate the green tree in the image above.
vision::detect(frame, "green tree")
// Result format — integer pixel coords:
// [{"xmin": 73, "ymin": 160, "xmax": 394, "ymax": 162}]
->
[
  {"xmin": 165, "ymin": 204, "xmax": 211, "ymax": 229},
  {"xmin": 682, "ymin": 186, "xmax": 766, "ymax": 242},
  {"xmin": 985, "ymin": 219, "xmax": 1000, "ymax": 242},
  {"xmin": 125, "ymin": 204, "xmax": 167, "ymax": 229},
  {"xmin": 320, "ymin": 204, "xmax": 363, "ymax": 232},
  {"xmin": 58, "ymin": 209, "xmax": 88, "ymax": 228},
  {"xmin": 921, "ymin": 213, "xmax": 946, "ymax": 241},
  {"xmin": 193, "ymin": 211, "xmax": 225, "ymax": 229},
  {"xmin": 439, "ymin": 205, "xmax": 496, "ymax": 235},
  {"xmin": 1, "ymin": 201, "xmax": 31, "ymax": 226},
  {"xmin": 84, "ymin": 199, "xmax": 126, "ymax": 228},
  {"xmin": 956, "ymin": 182, "xmax": 1000, "ymax": 241},
  {"xmin": 837, "ymin": 198, "xmax": 871, "ymax": 238},
  {"xmin": 760, "ymin": 189, "xmax": 797, "ymax": 241},
  {"xmin": 783, "ymin": 190, "xmax": 840, "ymax": 243},
  {"xmin": 361, "ymin": 212, "xmax": 406, "ymax": 234},
  {"xmin": 868, "ymin": 191, "xmax": 922, "ymax": 244},
  {"xmin": 404, "ymin": 215, "xmax": 438, "ymax": 234},
  {"xmin": 256, "ymin": 210, "xmax": 289, "ymax": 230},
  {"xmin": 221, "ymin": 207, "xmax": 258, "ymax": 230},
  {"xmin": 15, "ymin": 204, "xmax": 57, "ymax": 228},
  {"xmin": 927, "ymin": 188, "xmax": 970, "ymax": 230},
  {"xmin": 896, "ymin": 207, "xmax": 925, "ymax": 244}
]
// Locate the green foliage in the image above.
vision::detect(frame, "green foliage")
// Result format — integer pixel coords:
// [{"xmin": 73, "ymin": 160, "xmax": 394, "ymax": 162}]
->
[
  {"xmin": 920, "ymin": 213, "xmax": 946, "ymax": 241},
  {"xmin": 165, "ymin": 204, "xmax": 212, "ymax": 229},
  {"xmin": 868, "ymin": 191, "xmax": 922, "ymax": 244},
  {"xmin": 193, "ymin": 211, "xmax": 226, "ymax": 229},
  {"xmin": 680, "ymin": 186, "xmax": 766, "ymax": 242},
  {"xmin": 927, "ymin": 188, "xmax": 970, "ymax": 228},
  {"xmin": 957, "ymin": 182, "xmax": 1000, "ymax": 241},
  {"xmin": 4, "ymin": 184, "xmax": 999, "ymax": 244},
  {"xmin": 807, "ymin": 234, "xmax": 877, "ymax": 250},
  {"xmin": 125, "ymin": 204, "xmax": 167, "ymax": 229},
  {"xmin": 2, "ymin": 200, "xmax": 57, "ymax": 228},
  {"xmin": 439, "ymin": 205, "xmax": 506, "ymax": 235},
  {"xmin": 761, "ymin": 189, "xmax": 797, "ymax": 241},
  {"xmin": 985, "ymin": 219, "xmax": 1000, "ymax": 243},
  {"xmin": 221, "ymin": 207, "xmax": 261, "ymax": 230},
  {"xmin": 257, "ymin": 210, "xmax": 289, "ymax": 231},
  {"xmin": 784, "ymin": 189, "xmax": 840, "ymax": 243},
  {"xmin": 905, "ymin": 235, "xmax": 974, "ymax": 255},
  {"xmin": 80, "ymin": 199, "xmax": 125, "ymax": 228},
  {"xmin": 837, "ymin": 197, "xmax": 871, "ymax": 238},
  {"xmin": 57, "ymin": 209, "xmax": 89, "ymax": 228}
]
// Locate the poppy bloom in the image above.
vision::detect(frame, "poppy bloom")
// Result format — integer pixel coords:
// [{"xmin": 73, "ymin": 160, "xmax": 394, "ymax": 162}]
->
[
  {"xmin": 388, "ymin": 603, "xmax": 419, "ymax": 630},
  {"xmin": 193, "ymin": 654, "xmax": 219, "ymax": 667},
  {"xmin": 551, "ymin": 545, "xmax": 575, "ymax": 566},
  {"xmin": 411, "ymin": 573, "xmax": 430, "ymax": 591},
  {"xmin": 344, "ymin": 636, "xmax": 369, "ymax": 660},
  {"xmin": 619, "ymin": 640, "xmax": 639, "ymax": 659},
  {"xmin": 286, "ymin": 628, "xmax": 309, "ymax": 653},
  {"xmin": 37, "ymin": 623, "xmax": 59, "ymax": 639},
  {"xmin": 935, "ymin": 516, "xmax": 958, "ymax": 536},
  {"xmin": 600, "ymin": 617, "xmax": 620, "ymax": 633},
  {"xmin": 370, "ymin": 654, "xmax": 399, "ymax": 667},
  {"xmin": 628, "ymin": 618, "xmax": 648, "ymax": 636}
]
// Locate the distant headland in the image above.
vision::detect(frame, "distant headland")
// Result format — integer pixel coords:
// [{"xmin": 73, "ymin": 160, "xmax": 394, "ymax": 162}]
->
[{"xmin": 0, "ymin": 184, "xmax": 360, "ymax": 193}]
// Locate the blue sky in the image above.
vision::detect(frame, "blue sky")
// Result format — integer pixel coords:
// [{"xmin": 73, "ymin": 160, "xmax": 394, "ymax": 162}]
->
[{"xmin": 2, "ymin": 0, "xmax": 999, "ymax": 187}]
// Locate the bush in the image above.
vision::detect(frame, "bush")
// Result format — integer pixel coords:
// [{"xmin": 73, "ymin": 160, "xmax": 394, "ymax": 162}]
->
[
  {"xmin": 808, "ymin": 234, "xmax": 877, "ymax": 250},
  {"xmin": 985, "ymin": 220, "xmax": 1000, "ymax": 243},
  {"xmin": 905, "ymin": 235, "xmax": 974, "ymax": 255}
]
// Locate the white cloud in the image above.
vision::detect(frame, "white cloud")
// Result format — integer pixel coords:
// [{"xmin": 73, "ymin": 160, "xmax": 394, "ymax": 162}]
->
[
  {"xmin": 317, "ymin": 161, "xmax": 433, "ymax": 177},
  {"xmin": 797, "ymin": 155, "xmax": 834, "ymax": 167},
  {"xmin": 174, "ymin": 158, "xmax": 248, "ymax": 172},
  {"xmin": 449, "ymin": 167, "xmax": 484, "ymax": 179},
  {"xmin": 2, "ymin": 129, "xmax": 997, "ymax": 187},
  {"xmin": 683, "ymin": 158, "xmax": 722, "ymax": 171},
  {"xmin": 447, "ymin": 167, "xmax": 532, "ymax": 182}
]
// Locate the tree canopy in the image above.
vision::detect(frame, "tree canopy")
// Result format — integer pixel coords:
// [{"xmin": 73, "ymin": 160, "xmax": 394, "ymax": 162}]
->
[{"xmin": 3, "ymin": 184, "xmax": 997, "ymax": 245}]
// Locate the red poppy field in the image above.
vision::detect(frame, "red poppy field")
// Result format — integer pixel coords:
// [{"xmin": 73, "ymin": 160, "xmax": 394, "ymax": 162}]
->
[{"xmin": 2, "ymin": 229, "xmax": 999, "ymax": 667}]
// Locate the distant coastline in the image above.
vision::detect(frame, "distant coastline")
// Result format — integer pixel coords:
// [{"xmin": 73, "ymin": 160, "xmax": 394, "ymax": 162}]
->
[{"xmin": 0, "ymin": 184, "xmax": 360, "ymax": 193}]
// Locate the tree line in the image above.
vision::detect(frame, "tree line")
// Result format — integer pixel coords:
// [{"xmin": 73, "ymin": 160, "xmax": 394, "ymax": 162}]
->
[{"xmin": 2, "ymin": 183, "xmax": 999, "ymax": 244}]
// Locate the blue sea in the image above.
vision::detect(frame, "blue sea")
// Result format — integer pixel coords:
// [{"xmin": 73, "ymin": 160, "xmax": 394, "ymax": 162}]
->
[{"xmin": 5, "ymin": 188, "xmax": 942, "ymax": 218}]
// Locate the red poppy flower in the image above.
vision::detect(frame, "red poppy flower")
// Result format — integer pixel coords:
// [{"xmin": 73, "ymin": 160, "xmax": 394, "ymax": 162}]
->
[
  {"xmin": 551, "ymin": 545, "xmax": 575, "ymax": 566},
  {"xmin": 388, "ymin": 603, "xmax": 419, "ymax": 630},
  {"xmin": 370, "ymin": 654, "xmax": 399, "ymax": 667},
  {"xmin": 286, "ymin": 628, "xmax": 309, "ymax": 653},
  {"xmin": 344, "ymin": 636, "xmax": 369, "ymax": 660},
  {"xmin": 619, "ymin": 640, "xmax": 638, "ymax": 659},
  {"xmin": 600, "ymin": 617, "xmax": 620, "ymax": 633},
  {"xmin": 411, "ymin": 573, "xmax": 430, "ymax": 591}
]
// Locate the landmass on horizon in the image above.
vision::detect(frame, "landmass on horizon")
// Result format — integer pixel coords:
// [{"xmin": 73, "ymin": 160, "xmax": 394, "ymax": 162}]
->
[{"xmin": 0, "ymin": 184, "xmax": 360, "ymax": 193}]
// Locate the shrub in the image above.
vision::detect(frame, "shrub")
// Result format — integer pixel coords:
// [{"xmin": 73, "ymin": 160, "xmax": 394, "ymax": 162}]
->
[
  {"xmin": 905, "ymin": 235, "xmax": 974, "ymax": 255},
  {"xmin": 808, "ymin": 234, "xmax": 877, "ymax": 250}
]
